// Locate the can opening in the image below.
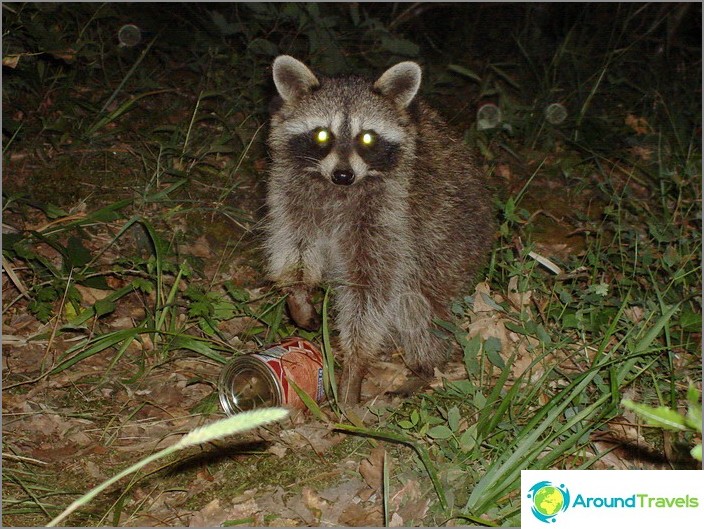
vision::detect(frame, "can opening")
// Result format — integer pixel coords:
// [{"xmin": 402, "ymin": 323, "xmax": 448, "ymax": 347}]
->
[{"xmin": 218, "ymin": 357, "xmax": 281, "ymax": 414}]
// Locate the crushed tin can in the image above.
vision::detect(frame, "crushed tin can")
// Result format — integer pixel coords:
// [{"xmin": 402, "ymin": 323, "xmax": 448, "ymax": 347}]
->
[{"xmin": 218, "ymin": 337, "xmax": 325, "ymax": 414}]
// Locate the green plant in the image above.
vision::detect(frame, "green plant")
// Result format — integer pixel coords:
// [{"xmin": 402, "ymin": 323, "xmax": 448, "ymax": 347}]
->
[
  {"xmin": 47, "ymin": 408, "xmax": 288, "ymax": 527},
  {"xmin": 622, "ymin": 385, "xmax": 702, "ymax": 462}
]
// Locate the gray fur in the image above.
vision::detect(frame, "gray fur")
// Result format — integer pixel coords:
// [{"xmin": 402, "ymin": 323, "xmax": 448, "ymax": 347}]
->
[{"xmin": 265, "ymin": 56, "xmax": 494, "ymax": 403}]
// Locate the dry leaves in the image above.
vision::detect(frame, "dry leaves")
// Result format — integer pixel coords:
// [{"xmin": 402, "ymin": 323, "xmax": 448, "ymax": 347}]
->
[
  {"xmin": 625, "ymin": 113, "xmax": 653, "ymax": 135},
  {"xmin": 358, "ymin": 446, "xmax": 386, "ymax": 491}
]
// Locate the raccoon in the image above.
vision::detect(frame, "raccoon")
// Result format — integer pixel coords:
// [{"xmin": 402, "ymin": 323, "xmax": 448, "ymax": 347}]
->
[{"xmin": 265, "ymin": 55, "xmax": 494, "ymax": 404}]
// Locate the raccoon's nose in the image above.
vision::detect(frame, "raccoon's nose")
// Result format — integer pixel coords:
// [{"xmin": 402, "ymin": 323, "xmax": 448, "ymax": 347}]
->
[{"xmin": 331, "ymin": 169, "xmax": 355, "ymax": 186}]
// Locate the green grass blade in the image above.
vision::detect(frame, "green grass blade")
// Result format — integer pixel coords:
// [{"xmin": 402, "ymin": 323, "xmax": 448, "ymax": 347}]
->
[{"xmin": 47, "ymin": 409, "xmax": 288, "ymax": 527}]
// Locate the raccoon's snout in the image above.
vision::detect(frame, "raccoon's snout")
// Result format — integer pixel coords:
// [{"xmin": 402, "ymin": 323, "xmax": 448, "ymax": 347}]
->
[{"xmin": 331, "ymin": 168, "xmax": 355, "ymax": 186}]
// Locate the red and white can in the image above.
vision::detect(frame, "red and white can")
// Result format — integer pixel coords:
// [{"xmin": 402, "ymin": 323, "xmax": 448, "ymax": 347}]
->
[{"xmin": 218, "ymin": 337, "xmax": 325, "ymax": 414}]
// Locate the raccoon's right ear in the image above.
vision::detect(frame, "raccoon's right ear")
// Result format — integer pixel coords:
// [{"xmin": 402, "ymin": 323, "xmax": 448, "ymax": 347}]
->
[
  {"xmin": 374, "ymin": 62, "xmax": 422, "ymax": 108},
  {"xmin": 272, "ymin": 55, "xmax": 320, "ymax": 103}
]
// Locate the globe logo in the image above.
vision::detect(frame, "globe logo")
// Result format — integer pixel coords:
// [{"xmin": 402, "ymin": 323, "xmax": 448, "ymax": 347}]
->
[{"xmin": 527, "ymin": 481, "xmax": 570, "ymax": 523}]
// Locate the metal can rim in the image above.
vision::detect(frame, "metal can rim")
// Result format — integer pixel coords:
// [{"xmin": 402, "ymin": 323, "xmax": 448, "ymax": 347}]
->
[{"xmin": 218, "ymin": 355, "xmax": 283, "ymax": 415}]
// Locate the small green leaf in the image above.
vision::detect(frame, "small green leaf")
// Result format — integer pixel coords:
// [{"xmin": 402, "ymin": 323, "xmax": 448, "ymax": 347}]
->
[
  {"xmin": 380, "ymin": 36, "xmax": 419, "ymax": 57},
  {"xmin": 587, "ymin": 282, "xmax": 609, "ymax": 297},
  {"xmin": 80, "ymin": 275, "xmax": 110, "ymax": 289},
  {"xmin": 225, "ymin": 282, "xmax": 250, "ymax": 302},
  {"xmin": 133, "ymin": 278, "xmax": 153, "ymax": 293},
  {"xmin": 213, "ymin": 300, "xmax": 237, "ymax": 321},
  {"xmin": 448, "ymin": 406, "xmax": 461, "ymax": 432},
  {"xmin": 248, "ymin": 38, "xmax": 278, "ymax": 57},
  {"xmin": 29, "ymin": 300, "xmax": 54, "ymax": 322},
  {"xmin": 483, "ymin": 337, "xmax": 504, "ymax": 369},
  {"xmin": 66, "ymin": 236, "xmax": 92, "ymax": 268},
  {"xmin": 678, "ymin": 309, "xmax": 702, "ymax": 332},
  {"xmin": 621, "ymin": 399, "xmax": 687, "ymax": 431},
  {"xmin": 562, "ymin": 312, "xmax": 581, "ymax": 328},
  {"xmin": 462, "ymin": 335, "xmax": 481, "ymax": 375},
  {"xmin": 687, "ymin": 385, "xmax": 701, "ymax": 406},
  {"xmin": 210, "ymin": 10, "xmax": 241, "ymax": 35},
  {"xmin": 427, "ymin": 425, "xmax": 454, "ymax": 440},
  {"xmin": 459, "ymin": 426, "xmax": 477, "ymax": 452},
  {"xmin": 473, "ymin": 391, "xmax": 487, "ymax": 409},
  {"xmin": 448, "ymin": 64, "xmax": 482, "ymax": 82},
  {"xmin": 535, "ymin": 324, "xmax": 552, "ymax": 344},
  {"xmin": 477, "ymin": 293, "xmax": 505, "ymax": 312},
  {"xmin": 36, "ymin": 285, "xmax": 59, "ymax": 302},
  {"xmin": 198, "ymin": 318, "xmax": 218, "ymax": 336},
  {"xmin": 94, "ymin": 298, "xmax": 116, "ymax": 318},
  {"xmin": 188, "ymin": 300, "xmax": 213, "ymax": 318},
  {"xmin": 504, "ymin": 321, "xmax": 529, "ymax": 336},
  {"xmin": 43, "ymin": 203, "xmax": 69, "ymax": 219}
]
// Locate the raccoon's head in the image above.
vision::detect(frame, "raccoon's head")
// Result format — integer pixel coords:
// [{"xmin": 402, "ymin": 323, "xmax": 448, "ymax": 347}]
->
[{"xmin": 269, "ymin": 55, "xmax": 422, "ymax": 187}]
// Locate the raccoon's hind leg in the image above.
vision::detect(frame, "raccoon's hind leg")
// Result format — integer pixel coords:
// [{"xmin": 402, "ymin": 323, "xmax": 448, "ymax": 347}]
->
[{"xmin": 392, "ymin": 291, "xmax": 450, "ymax": 389}]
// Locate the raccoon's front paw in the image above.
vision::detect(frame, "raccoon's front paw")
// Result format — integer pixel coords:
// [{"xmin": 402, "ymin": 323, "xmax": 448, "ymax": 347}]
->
[{"xmin": 285, "ymin": 287, "xmax": 321, "ymax": 331}]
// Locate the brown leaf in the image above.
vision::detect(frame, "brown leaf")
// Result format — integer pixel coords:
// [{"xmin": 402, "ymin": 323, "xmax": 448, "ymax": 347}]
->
[
  {"xmin": 279, "ymin": 424, "xmax": 342, "ymax": 456},
  {"xmin": 391, "ymin": 479, "xmax": 429, "ymax": 523},
  {"xmin": 188, "ymin": 497, "xmax": 260, "ymax": 527},
  {"xmin": 507, "ymin": 276, "xmax": 532, "ymax": 311},
  {"xmin": 74, "ymin": 284, "xmax": 112, "ymax": 305},
  {"xmin": 302, "ymin": 487, "xmax": 327, "ymax": 524},
  {"xmin": 359, "ymin": 447, "xmax": 386, "ymax": 491},
  {"xmin": 339, "ymin": 503, "xmax": 383, "ymax": 527},
  {"xmin": 625, "ymin": 114, "xmax": 652, "ymax": 135},
  {"xmin": 471, "ymin": 281, "xmax": 498, "ymax": 313},
  {"xmin": 180, "ymin": 236, "xmax": 213, "ymax": 259},
  {"xmin": 389, "ymin": 512, "xmax": 405, "ymax": 527},
  {"xmin": 3, "ymin": 55, "xmax": 20, "ymax": 68},
  {"xmin": 495, "ymin": 163, "xmax": 512, "ymax": 180}
]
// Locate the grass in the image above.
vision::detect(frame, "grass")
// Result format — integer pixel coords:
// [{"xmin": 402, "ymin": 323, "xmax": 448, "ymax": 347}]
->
[
  {"xmin": 2, "ymin": 3, "xmax": 701, "ymax": 527},
  {"xmin": 46, "ymin": 408, "xmax": 289, "ymax": 527}
]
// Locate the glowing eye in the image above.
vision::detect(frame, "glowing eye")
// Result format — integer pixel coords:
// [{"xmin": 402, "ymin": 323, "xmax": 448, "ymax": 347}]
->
[
  {"xmin": 314, "ymin": 128, "xmax": 330, "ymax": 144},
  {"xmin": 360, "ymin": 131, "xmax": 376, "ymax": 147}
]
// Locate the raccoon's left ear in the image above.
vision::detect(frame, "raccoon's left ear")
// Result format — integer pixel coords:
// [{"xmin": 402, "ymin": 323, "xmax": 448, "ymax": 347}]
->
[
  {"xmin": 273, "ymin": 55, "xmax": 320, "ymax": 103},
  {"xmin": 374, "ymin": 62, "xmax": 422, "ymax": 108}
]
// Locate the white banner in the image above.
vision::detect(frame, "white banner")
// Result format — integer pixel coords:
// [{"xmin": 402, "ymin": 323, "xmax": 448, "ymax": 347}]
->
[{"xmin": 521, "ymin": 470, "xmax": 703, "ymax": 527}]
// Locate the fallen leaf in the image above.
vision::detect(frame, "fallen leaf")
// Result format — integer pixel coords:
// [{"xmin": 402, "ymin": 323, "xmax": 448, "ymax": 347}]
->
[
  {"xmin": 189, "ymin": 497, "xmax": 260, "ymax": 527},
  {"xmin": 472, "ymin": 281, "xmax": 498, "ymax": 313},
  {"xmin": 75, "ymin": 284, "xmax": 113, "ymax": 305},
  {"xmin": 339, "ymin": 503, "xmax": 383, "ymax": 527},
  {"xmin": 359, "ymin": 447, "xmax": 386, "ymax": 491},
  {"xmin": 3, "ymin": 55, "xmax": 20, "ymax": 68},
  {"xmin": 302, "ymin": 487, "xmax": 326, "ymax": 524},
  {"xmin": 625, "ymin": 114, "xmax": 652, "ymax": 135},
  {"xmin": 389, "ymin": 512, "xmax": 405, "ymax": 527},
  {"xmin": 507, "ymin": 275, "xmax": 533, "ymax": 311},
  {"xmin": 180, "ymin": 236, "xmax": 213, "ymax": 259}
]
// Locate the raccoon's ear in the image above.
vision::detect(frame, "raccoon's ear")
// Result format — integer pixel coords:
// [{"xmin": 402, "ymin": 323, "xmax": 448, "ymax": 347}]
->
[
  {"xmin": 374, "ymin": 62, "xmax": 422, "ymax": 108},
  {"xmin": 273, "ymin": 55, "xmax": 320, "ymax": 103}
]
